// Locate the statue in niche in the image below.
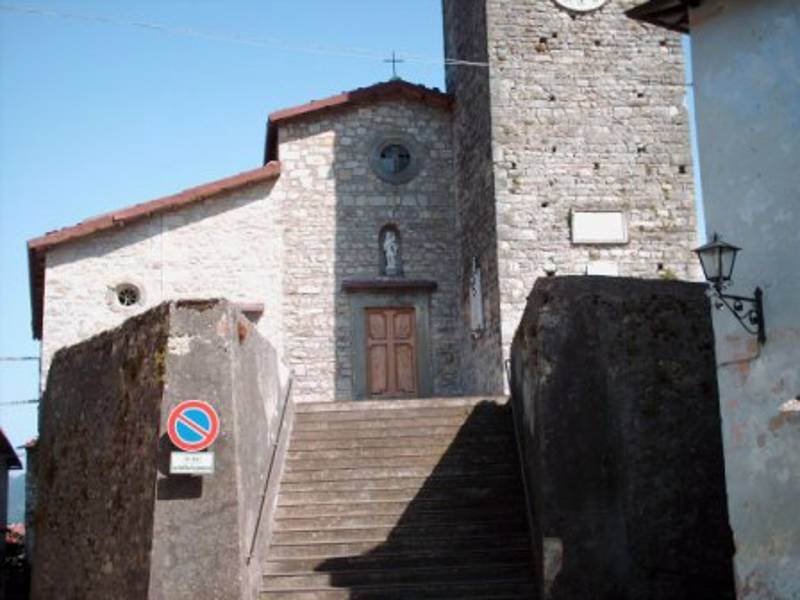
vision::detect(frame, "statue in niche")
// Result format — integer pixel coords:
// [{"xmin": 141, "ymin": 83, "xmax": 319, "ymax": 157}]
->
[{"xmin": 380, "ymin": 227, "xmax": 402, "ymax": 277}]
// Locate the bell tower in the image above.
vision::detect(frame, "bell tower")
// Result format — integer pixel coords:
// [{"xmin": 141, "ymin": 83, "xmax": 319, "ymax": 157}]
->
[{"xmin": 443, "ymin": 0, "xmax": 697, "ymax": 394}]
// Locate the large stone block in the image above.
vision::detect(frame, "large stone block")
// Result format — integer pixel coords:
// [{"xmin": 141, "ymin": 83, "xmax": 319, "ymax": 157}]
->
[
  {"xmin": 31, "ymin": 300, "xmax": 290, "ymax": 600},
  {"xmin": 510, "ymin": 276, "xmax": 735, "ymax": 599}
]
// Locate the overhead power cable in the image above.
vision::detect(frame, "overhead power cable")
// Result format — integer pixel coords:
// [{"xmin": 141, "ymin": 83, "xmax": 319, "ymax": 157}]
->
[
  {"xmin": 0, "ymin": 356, "xmax": 38, "ymax": 362},
  {"xmin": 0, "ymin": 4, "xmax": 489, "ymax": 68},
  {"xmin": 0, "ymin": 399, "xmax": 39, "ymax": 406}
]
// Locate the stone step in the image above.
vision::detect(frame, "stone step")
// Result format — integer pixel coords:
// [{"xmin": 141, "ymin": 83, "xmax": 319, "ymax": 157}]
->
[
  {"xmin": 292, "ymin": 414, "xmax": 512, "ymax": 432},
  {"xmin": 271, "ymin": 520, "xmax": 528, "ymax": 545},
  {"xmin": 282, "ymin": 464, "xmax": 517, "ymax": 483},
  {"xmin": 274, "ymin": 501, "xmax": 525, "ymax": 520},
  {"xmin": 288, "ymin": 433, "xmax": 513, "ymax": 452},
  {"xmin": 259, "ymin": 578, "xmax": 535, "ymax": 599},
  {"xmin": 293, "ymin": 405, "xmax": 499, "ymax": 423},
  {"xmin": 285, "ymin": 453, "xmax": 516, "ymax": 472},
  {"xmin": 293, "ymin": 397, "xmax": 508, "ymax": 414},
  {"xmin": 262, "ymin": 563, "xmax": 532, "ymax": 590},
  {"xmin": 279, "ymin": 474, "xmax": 519, "ymax": 493},
  {"xmin": 291, "ymin": 425, "xmax": 479, "ymax": 441},
  {"xmin": 277, "ymin": 484, "xmax": 523, "ymax": 507},
  {"xmin": 267, "ymin": 534, "xmax": 531, "ymax": 559},
  {"xmin": 273, "ymin": 511, "xmax": 526, "ymax": 532},
  {"xmin": 287, "ymin": 444, "xmax": 514, "ymax": 462},
  {"xmin": 263, "ymin": 548, "xmax": 532, "ymax": 575}
]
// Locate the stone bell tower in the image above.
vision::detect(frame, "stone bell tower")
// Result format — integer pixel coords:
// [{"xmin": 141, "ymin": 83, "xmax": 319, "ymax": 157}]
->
[{"xmin": 443, "ymin": 0, "xmax": 697, "ymax": 394}]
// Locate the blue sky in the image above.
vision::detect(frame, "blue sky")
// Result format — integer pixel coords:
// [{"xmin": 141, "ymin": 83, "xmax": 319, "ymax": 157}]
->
[
  {"xmin": 0, "ymin": 0, "xmax": 447, "ymax": 463},
  {"xmin": 0, "ymin": 2, "xmax": 702, "ymax": 468}
]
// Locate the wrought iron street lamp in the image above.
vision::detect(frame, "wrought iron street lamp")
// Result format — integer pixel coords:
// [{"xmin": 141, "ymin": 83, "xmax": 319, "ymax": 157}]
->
[{"xmin": 694, "ymin": 233, "xmax": 766, "ymax": 344}]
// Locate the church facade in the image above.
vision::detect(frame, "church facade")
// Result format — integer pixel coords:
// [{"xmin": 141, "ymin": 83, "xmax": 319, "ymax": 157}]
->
[{"xmin": 28, "ymin": 0, "xmax": 696, "ymax": 403}]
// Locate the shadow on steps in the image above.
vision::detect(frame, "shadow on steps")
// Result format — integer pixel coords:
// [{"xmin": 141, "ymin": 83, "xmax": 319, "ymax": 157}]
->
[{"xmin": 306, "ymin": 400, "xmax": 537, "ymax": 599}]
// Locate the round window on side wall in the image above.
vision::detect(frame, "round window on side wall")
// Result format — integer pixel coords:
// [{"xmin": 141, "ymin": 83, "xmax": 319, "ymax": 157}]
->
[
  {"xmin": 107, "ymin": 281, "xmax": 145, "ymax": 313},
  {"xmin": 369, "ymin": 133, "xmax": 423, "ymax": 185}
]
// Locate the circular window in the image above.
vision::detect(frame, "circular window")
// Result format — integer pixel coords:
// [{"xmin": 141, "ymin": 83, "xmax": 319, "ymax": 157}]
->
[
  {"xmin": 379, "ymin": 144, "xmax": 411, "ymax": 175},
  {"xmin": 369, "ymin": 133, "xmax": 423, "ymax": 185},
  {"xmin": 115, "ymin": 284, "xmax": 141, "ymax": 307}
]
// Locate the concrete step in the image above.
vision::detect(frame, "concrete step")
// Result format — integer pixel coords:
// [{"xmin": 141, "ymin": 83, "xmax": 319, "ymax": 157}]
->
[
  {"xmin": 293, "ymin": 397, "xmax": 508, "ymax": 414},
  {"xmin": 279, "ymin": 474, "xmax": 519, "ymax": 493},
  {"xmin": 271, "ymin": 520, "xmax": 528, "ymax": 545},
  {"xmin": 268, "ymin": 534, "xmax": 531, "ymax": 559},
  {"xmin": 263, "ymin": 548, "xmax": 532, "ymax": 575},
  {"xmin": 288, "ymin": 433, "xmax": 513, "ymax": 452},
  {"xmin": 262, "ymin": 563, "xmax": 532, "ymax": 590},
  {"xmin": 290, "ymin": 425, "xmax": 504, "ymax": 441},
  {"xmin": 284, "ymin": 453, "xmax": 516, "ymax": 472},
  {"xmin": 293, "ymin": 405, "xmax": 497, "ymax": 423},
  {"xmin": 259, "ymin": 578, "xmax": 535, "ymax": 599},
  {"xmin": 292, "ymin": 414, "xmax": 512, "ymax": 432},
  {"xmin": 274, "ymin": 501, "xmax": 525, "ymax": 520},
  {"xmin": 277, "ymin": 484, "xmax": 523, "ymax": 506},
  {"xmin": 282, "ymin": 463, "xmax": 517, "ymax": 483},
  {"xmin": 273, "ymin": 511, "xmax": 526, "ymax": 532},
  {"xmin": 287, "ymin": 444, "xmax": 514, "ymax": 462}
]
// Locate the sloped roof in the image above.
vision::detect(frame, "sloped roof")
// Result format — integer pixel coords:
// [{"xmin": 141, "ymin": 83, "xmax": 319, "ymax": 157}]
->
[
  {"xmin": 27, "ymin": 80, "xmax": 453, "ymax": 340},
  {"xmin": 0, "ymin": 429, "xmax": 22, "ymax": 470},
  {"xmin": 27, "ymin": 162, "xmax": 281, "ymax": 339},
  {"xmin": 626, "ymin": 0, "xmax": 695, "ymax": 33},
  {"xmin": 264, "ymin": 79, "xmax": 453, "ymax": 161}
]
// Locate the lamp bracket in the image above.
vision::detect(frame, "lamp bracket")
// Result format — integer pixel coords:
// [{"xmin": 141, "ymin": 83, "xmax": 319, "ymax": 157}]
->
[{"xmin": 710, "ymin": 286, "xmax": 766, "ymax": 344}]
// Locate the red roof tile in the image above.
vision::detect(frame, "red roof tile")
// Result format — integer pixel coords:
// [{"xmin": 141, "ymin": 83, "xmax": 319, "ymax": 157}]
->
[{"xmin": 27, "ymin": 162, "xmax": 281, "ymax": 339}]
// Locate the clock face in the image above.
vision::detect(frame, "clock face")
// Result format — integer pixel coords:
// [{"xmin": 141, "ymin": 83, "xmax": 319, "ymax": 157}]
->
[{"xmin": 553, "ymin": 0, "xmax": 608, "ymax": 12}]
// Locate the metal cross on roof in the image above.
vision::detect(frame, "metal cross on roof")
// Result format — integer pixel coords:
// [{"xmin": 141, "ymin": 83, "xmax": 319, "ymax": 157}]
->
[{"xmin": 384, "ymin": 51, "xmax": 405, "ymax": 81}]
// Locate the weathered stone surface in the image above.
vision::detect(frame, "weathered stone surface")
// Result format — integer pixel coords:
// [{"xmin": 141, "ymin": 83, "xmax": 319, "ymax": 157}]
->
[
  {"xmin": 31, "ymin": 300, "xmax": 290, "ymax": 600},
  {"xmin": 278, "ymin": 99, "xmax": 462, "ymax": 401},
  {"xmin": 444, "ymin": 0, "xmax": 699, "ymax": 377},
  {"xmin": 510, "ymin": 277, "xmax": 735, "ymax": 599},
  {"xmin": 33, "ymin": 305, "xmax": 170, "ymax": 600}
]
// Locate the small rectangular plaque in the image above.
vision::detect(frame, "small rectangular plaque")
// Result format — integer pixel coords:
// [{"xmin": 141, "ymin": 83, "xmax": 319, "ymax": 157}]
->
[
  {"xmin": 586, "ymin": 261, "xmax": 620, "ymax": 276},
  {"xmin": 571, "ymin": 211, "xmax": 628, "ymax": 244},
  {"xmin": 170, "ymin": 451, "xmax": 214, "ymax": 475}
]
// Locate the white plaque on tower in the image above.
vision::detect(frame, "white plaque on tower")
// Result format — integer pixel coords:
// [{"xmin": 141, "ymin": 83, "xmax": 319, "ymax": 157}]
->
[{"xmin": 571, "ymin": 211, "xmax": 628, "ymax": 244}]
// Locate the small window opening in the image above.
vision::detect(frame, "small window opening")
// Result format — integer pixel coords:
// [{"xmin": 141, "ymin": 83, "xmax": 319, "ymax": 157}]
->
[
  {"xmin": 379, "ymin": 144, "xmax": 411, "ymax": 175},
  {"xmin": 116, "ymin": 284, "xmax": 140, "ymax": 307}
]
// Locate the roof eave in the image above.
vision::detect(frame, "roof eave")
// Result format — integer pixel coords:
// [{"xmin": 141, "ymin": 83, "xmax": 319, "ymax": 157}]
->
[{"xmin": 27, "ymin": 161, "xmax": 281, "ymax": 340}]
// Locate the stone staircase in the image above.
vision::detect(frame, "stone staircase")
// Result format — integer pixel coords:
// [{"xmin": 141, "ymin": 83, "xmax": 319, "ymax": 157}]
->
[{"xmin": 260, "ymin": 396, "xmax": 537, "ymax": 599}]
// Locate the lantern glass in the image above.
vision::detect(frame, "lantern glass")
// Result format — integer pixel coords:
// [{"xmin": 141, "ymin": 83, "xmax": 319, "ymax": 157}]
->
[{"xmin": 693, "ymin": 233, "xmax": 740, "ymax": 288}]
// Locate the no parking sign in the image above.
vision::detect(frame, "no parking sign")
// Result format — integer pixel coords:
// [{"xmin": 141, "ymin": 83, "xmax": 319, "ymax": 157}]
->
[{"xmin": 167, "ymin": 400, "xmax": 220, "ymax": 452}]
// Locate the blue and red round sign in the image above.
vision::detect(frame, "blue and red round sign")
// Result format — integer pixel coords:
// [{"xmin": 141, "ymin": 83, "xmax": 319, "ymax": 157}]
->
[{"xmin": 167, "ymin": 400, "xmax": 220, "ymax": 452}]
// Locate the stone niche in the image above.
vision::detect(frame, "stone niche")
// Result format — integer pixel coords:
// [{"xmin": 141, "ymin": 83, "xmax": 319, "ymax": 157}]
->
[{"xmin": 510, "ymin": 276, "xmax": 736, "ymax": 600}]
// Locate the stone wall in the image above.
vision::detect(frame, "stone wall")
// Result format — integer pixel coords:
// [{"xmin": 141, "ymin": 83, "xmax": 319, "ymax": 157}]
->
[
  {"xmin": 32, "ymin": 305, "xmax": 170, "ymax": 599},
  {"xmin": 443, "ymin": 0, "xmax": 699, "ymax": 371},
  {"xmin": 510, "ymin": 277, "xmax": 735, "ymax": 599},
  {"xmin": 31, "ymin": 300, "xmax": 291, "ymax": 600},
  {"xmin": 442, "ymin": 0, "xmax": 506, "ymax": 395},
  {"xmin": 41, "ymin": 179, "xmax": 284, "ymax": 386},
  {"xmin": 277, "ymin": 98, "xmax": 462, "ymax": 401}
]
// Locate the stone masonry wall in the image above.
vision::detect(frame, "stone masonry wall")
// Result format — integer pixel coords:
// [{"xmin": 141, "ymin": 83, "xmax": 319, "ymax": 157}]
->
[
  {"xmin": 487, "ymin": 0, "xmax": 698, "ymax": 357},
  {"xmin": 41, "ymin": 179, "xmax": 284, "ymax": 385},
  {"xmin": 442, "ymin": 0, "xmax": 506, "ymax": 395},
  {"xmin": 277, "ymin": 98, "xmax": 462, "ymax": 402},
  {"xmin": 444, "ymin": 0, "xmax": 699, "ymax": 370}
]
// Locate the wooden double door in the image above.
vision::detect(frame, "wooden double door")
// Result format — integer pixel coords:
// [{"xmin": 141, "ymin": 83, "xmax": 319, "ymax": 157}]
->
[{"xmin": 366, "ymin": 307, "xmax": 417, "ymax": 398}]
